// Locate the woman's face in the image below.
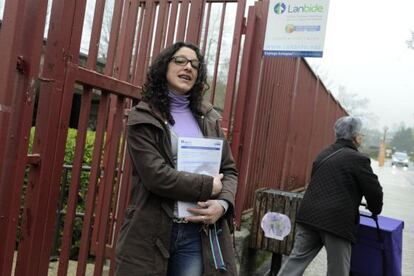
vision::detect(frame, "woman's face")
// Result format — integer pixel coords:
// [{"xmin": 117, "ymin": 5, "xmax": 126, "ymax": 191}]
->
[{"xmin": 166, "ymin": 47, "xmax": 199, "ymax": 95}]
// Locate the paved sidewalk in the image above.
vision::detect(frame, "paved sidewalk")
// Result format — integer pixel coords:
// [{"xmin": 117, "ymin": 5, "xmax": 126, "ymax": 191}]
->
[{"xmin": 302, "ymin": 160, "xmax": 414, "ymax": 275}]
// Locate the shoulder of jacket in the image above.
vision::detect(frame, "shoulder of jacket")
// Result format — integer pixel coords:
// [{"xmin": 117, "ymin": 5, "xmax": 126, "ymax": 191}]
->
[
  {"xmin": 201, "ymin": 101, "xmax": 221, "ymax": 122},
  {"xmin": 340, "ymin": 147, "xmax": 371, "ymax": 164},
  {"xmin": 127, "ymin": 102, "xmax": 165, "ymax": 128},
  {"xmin": 353, "ymin": 150, "xmax": 370, "ymax": 161}
]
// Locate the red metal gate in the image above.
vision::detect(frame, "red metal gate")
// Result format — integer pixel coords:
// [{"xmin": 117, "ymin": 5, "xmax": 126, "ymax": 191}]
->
[{"xmin": 0, "ymin": 0, "xmax": 246, "ymax": 275}]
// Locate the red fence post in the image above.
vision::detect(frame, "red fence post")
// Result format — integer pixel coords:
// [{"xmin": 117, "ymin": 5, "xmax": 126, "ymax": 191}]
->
[
  {"xmin": 222, "ymin": 0, "xmax": 246, "ymax": 135},
  {"xmin": 0, "ymin": 0, "xmax": 49, "ymax": 275},
  {"xmin": 14, "ymin": 0, "xmax": 88, "ymax": 274},
  {"xmin": 232, "ymin": 0, "xmax": 269, "ymax": 225}
]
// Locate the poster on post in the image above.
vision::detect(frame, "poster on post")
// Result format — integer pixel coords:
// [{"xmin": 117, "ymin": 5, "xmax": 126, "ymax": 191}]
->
[{"xmin": 263, "ymin": 0, "xmax": 330, "ymax": 57}]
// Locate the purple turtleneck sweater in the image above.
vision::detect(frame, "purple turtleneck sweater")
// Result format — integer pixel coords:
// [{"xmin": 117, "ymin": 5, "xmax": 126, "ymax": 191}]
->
[
  {"xmin": 168, "ymin": 90, "xmax": 202, "ymax": 138},
  {"xmin": 168, "ymin": 90, "xmax": 229, "ymax": 214}
]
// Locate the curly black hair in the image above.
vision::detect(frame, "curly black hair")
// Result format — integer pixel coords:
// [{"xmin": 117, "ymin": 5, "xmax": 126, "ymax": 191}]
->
[{"xmin": 142, "ymin": 41, "xmax": 208, "ymax": 124}]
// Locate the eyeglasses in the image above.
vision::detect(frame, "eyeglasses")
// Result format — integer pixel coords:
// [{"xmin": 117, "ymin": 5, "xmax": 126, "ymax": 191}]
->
[{"xmin": 170, "ymin": 56, "xmax": 201, "ymax": 70}]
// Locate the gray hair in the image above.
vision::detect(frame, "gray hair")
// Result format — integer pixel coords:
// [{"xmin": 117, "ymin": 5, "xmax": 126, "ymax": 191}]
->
[{"xmin": 334, "ymin": 116, "xmax": 362, "ymax": 140}]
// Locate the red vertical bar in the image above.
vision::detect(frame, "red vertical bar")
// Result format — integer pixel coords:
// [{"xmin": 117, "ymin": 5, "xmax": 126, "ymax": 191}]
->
[
  {"xmin": 15, "ymin": 0, "xmax": 88, "ymax": 274},
  {"xmin": 280, "ymin": 58, "xmax": 301, "ymax": 190},
  {"xmin": 105, "ymin": 0, "xmax": 125, "ymax": 77},
  {"xmin": 105, "ymin": 99, "xmax": 132, "ymax": 260},
  {"xmin": 0, "ymin": 0, "xmax": 18, "ymax": 166},
  {"xmin": 230, "ymin": 5, "xmax": 256, "ymax": 165},
  {"xmin": 329, "ymin": 95, "xmax": 337, "ymax": 142},
  {"xmin": 221, "ymin": 0, "xmax": 246, "ymax": 135},
  {"xmin": 133, "ymin": 0, "xmax": 156, "ymax": 86},
  {"xmin": 165, "ymin": 0, "xmax": 179, "ymax": 46},
  {"xmin": 131, "ymin": 7, "xmax": 145, "ymax": 80},
  {"xmin": 103, "ymin": 117, "xmax": 129, "ymax": 263},
  {"xmin": 142, "ymin": 2, "xmax": 157, "ymax": 74},
  {"xmin": 161, "ymin": 3, "xmax": 171, "ymax": 49},
  {"xmin": 304, "ymin": 78, "xmax": 321, "ymax": 183},
  {"xmin": 231, "ymin": 6, "xmax": 256, "ymax": 223},
  {"xmin": 16, "ymin": 65, "xmax": 74, "ymax": 275},
  {"xmin": 108, "ymin": 156, "xmax": 132, "ymax": 276},
  {"xmin": 201, "ymin": 2, "xmax": 212, "ymax": 56},
  {"xmin": 323, "ymin": 93, "xmax": 331, "ymax": 145},
  {"xmin": 233, "ymin": 0, "xmax": 269, "ymax": 226},
  {"xmin": 76, "ymin": 93, "xmax": 110, "ymax": 276},
  {"xmin": 176, "ymin": 0, "xmax": 189, "ymax": 41},
  {"xmin": 209, "ymin": 3, "xmax": 226, "ymax": 104},
  {"xmin": 0, "ymin": 0, "xmax": 24, "ymax": 164},
  {"xmin": 152, "ymin": 0, "xmax": 168, "ymax": 57},
  {"xmin": 106, "ymin": 113, "xmax": 129, "ymax": 247},
  {"xmin": 117, "ymin": 0, "xmax": 140, "ymax": 81},
  {"xmin": 186, "ymin": 0, "xmax": 205, "ymax": 44},
  {"xmin": 0, "ymin": 0, "xmax": 49, "ymax": 275},
  {"xmin": 336, "ymin": 101, "xmax": 343, "ymax": 118},
  {"xmin": 93, "ymin": 96, "xmax": 124, "ymax": 276},
  {"xmin": 40, "ymin": 9, "xmax": 90, "ymax": 275},
  {"xmin": 57, "ymin": 89, "xmax": 93, "ymax": 276},
  {"xmin": 86, "ymin": 0, "xmax": 108, "ymax": 70},
  {"xmin": 319, "ymin": 91, "xmax": 329, "ymax": 150}
]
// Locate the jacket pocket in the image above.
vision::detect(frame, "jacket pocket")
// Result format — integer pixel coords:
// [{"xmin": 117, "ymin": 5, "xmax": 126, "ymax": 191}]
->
[
  {"xmin": 154, "ymin": 238, "xmax": 169, "ymax": 274},
  {"xmin": 116, "ymin": 207, "xmax": 136, "ymax": 258},
  {"xmin": 155, "ymin": 238, "xmax": 170, "ymax": 259},
  {"xmin": 120, "ymin": 207, "xmax": 136, "ymax": 233}
]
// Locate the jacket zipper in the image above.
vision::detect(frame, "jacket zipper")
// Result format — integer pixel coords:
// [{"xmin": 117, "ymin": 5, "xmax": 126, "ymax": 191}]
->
[
  {"xmin": 201, "ymin": 115, "xmax": 206, "ymax": 135},
  {"xmin": 159, "ymin": 120, "xmax": 175, "ymax": 168}
]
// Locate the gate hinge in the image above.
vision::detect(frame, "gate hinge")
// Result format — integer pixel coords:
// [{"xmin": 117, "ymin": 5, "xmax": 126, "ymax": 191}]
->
[
  {"xmin": 38, "ymin": 76, "xmax": 55, "ymax": 83},
  {"xmin": 16, "ymin": 56, "xmax": 27, "ymax": 75},
  {"xmin": 27, "ymin": 154, "xmax": 41, "ymax": 166},
  {"xmin": 242, "ymin": 17, "xmax": 247, "ymax": 34}
]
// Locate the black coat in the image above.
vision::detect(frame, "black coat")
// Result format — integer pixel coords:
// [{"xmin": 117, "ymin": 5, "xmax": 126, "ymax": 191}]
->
[{"xmin": 296, "ymin": 139, "xmax": 383, "ymax": 243}]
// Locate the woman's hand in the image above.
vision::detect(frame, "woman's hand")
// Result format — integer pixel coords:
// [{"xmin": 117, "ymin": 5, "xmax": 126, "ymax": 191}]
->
[
  {"xmin": 185, "ymin": 200, "xmax": 225, "ymax": 225},
  {"xmin": 211, "ymin": 174, "xmax": 223, "ymax": 197}
]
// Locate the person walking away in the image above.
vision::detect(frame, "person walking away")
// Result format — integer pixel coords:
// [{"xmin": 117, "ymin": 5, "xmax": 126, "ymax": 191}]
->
[{"xmin": 278, "ymin": 116, "xmax": 383, "ymax": 276}]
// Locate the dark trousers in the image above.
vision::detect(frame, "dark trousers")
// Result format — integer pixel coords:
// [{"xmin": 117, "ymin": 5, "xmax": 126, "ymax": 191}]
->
[{"xmin": 278, "ymin": 224, "xmax": 351, "ymax": 276}]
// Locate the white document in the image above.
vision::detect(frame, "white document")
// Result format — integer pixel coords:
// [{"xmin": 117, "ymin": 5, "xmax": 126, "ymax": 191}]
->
[{"xmin": 176, "ymin": 137, "xmax": 223, "ymax": 218}]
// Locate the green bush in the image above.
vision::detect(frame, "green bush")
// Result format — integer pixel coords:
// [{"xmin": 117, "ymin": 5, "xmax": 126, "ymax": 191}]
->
[{"xmin": 27, "ymin": 127, "xmax": 96, "ymax": 259}]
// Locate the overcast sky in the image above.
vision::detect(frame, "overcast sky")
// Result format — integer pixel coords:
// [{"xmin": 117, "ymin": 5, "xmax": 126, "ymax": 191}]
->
[
  {"xmin": 2, "ymin": 0, "xmax": 413, "ymax": 130},
  {"xmin": 306, "ymin": 0, "xmax": 414, "ymax": 130}
]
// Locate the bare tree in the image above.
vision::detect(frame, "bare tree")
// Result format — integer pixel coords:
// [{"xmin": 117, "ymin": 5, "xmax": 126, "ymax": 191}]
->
[
  {"xmin": 309, "ymin": 62, "xmax": 379, "ymax": 126},
  {"xmin": 336, "ymin": 85, "xmax": 369, "ymax": 115},
  {"xmin": 309, "ymin": 63, "xmax": 335, "ymax": 91},
  {"xmin": 336, "ymin": 85, "xmax": 380, "ymax": 129}
]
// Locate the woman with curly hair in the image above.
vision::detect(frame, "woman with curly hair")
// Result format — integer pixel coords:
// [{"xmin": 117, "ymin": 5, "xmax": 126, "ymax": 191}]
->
[{"xmin": 115, "ymin": 41, "xmax": 238, "ymax": 276}]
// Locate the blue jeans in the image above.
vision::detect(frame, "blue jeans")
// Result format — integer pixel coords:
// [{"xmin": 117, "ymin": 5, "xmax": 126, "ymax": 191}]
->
[{"xmin": 167, "ymin": 223, "xmax": 203, "ymax": 276}]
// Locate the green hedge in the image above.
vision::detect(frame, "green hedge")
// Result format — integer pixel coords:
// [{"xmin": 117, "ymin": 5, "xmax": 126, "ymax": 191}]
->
[
  {"xmin": 27, "ymin": 127, "xmax": 96, "ymax": 259},
  {"xmin": 29, "ymin": 127, "xmax": 96, "ymax": 165}
]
